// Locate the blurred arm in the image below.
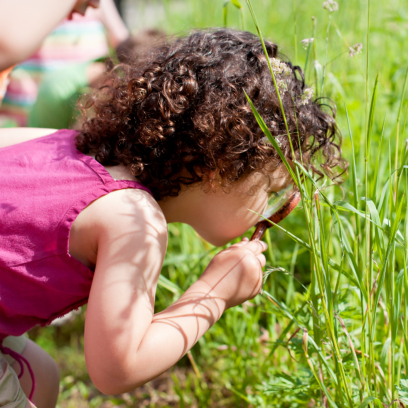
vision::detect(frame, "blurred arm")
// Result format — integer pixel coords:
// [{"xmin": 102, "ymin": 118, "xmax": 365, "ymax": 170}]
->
[
  {"xmin": 0, "ymin": 0, "xmax": 77, "ymax": 71},
  {"xmin": 0, "ymin": 128, "xmax": 58, "ymax": 148},
  {"xmin": 99, "ymin": 0, "xmax": 129, "ymax": 48}
]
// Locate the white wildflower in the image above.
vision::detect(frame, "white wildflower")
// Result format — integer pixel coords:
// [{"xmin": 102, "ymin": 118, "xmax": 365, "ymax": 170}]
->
[
  {"xmin": 304, "ymin": 87, "xmax": 314, "ymax": 98},
  {"xmin": 270, "ymin": 58, "xmax": 291, "ymax": 77},
  {"xmin": 270, "ymin": 57, "xmax": 283, "ymax": 74},
  {"xmin": 261, "ymin": 135, "xmax": 282, "ymax": 148},
  {"xmin": 322, "ymin": 0, "xmax": 338, "ymax": 12},
  {"xmin": 276, "ymin": 79, "xmax": 288, "ymax": 96},
  {"xmin": 349, "ymin": 42, "xmax": 363, "ymax": 57},
  {"xmin": 301, "ymin": 38, "xmax": 314, "ymax": 50},
  {"xmin": 299, "ymin": 87, "xmax": 314, "ymax": 105},
  {"xmin": 269, "ymin": 58, "xmax": 291, "ymax": 96}
]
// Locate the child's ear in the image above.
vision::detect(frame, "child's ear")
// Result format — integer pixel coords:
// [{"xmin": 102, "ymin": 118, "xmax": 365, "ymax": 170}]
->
[
  {"xmin": 194, "ymin": 167, "xmax": 221, "ymax": 193},
  {"xmin": 193, "ymin": 165, "xmax": 205, "ymax": 178}
]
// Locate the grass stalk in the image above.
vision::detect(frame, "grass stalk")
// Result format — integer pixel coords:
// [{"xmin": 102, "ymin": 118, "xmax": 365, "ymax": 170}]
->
[
  {"xmin": 394, "ymin": 68, "xmax": 408, "ymax": 195},
  {"xmin": 321, "ymin": 14, "xmax": 332, "ymax": 96},
  {"xmin": 293, "ymin": 0, "xmax": 298, "ymax": 65}
]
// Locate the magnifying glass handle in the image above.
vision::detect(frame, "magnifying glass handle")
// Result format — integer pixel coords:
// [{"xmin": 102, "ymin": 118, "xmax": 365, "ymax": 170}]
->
[{"xmin": 251, "ymin": 222, "xmax": 268, "ymax": 241}]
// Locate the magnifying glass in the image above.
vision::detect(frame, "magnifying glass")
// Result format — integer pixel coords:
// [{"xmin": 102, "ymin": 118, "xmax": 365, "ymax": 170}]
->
[{"xmin": 250, "ymin": 184, "xmax": 301, "ymax": 241}]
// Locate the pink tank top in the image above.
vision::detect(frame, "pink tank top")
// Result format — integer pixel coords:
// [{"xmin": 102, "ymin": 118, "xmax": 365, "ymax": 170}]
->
[{"xmin": 0, "ymin": 129, "xmax": 151, "ymax": 340}]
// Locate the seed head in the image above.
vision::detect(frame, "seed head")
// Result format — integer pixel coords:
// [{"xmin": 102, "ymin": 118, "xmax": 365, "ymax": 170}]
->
[
  {"xmin": 270, "ymin": 58, "xmax": 291, "ymax": 77},
  {"xmin": 269, "ymin": 58, "xmax": 291, "ymax": 96},
  {"xmin": 323, "ymin": 0, "xmax": 338, "ymax": 12},
  {"xmin": 301, "ymin": 38, "xmax": 314, "ymax": 50},
  {"xmin": 299, "ymin": 87, "xmax": 314, "ymax": 105},
  {"xmin": 276, "ymin": 79, "xmax": 288, "ymax": 96},
  {"xmin": 261, "ymin": 136, "xmax": 283, "ymax": 148},
  {"xmin": 349, "ymin": 42, "xmax": 363, "ymax": 57}
]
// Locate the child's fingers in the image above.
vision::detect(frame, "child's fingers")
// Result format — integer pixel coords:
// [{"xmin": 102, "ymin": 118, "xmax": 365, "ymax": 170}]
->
[
  {"xmin": 257, "ymin": 253, "xmax": 266, "ymax": 268},
  {"xmin": 237, "ymin": 237, "xmax": 249, "ymax": 245},
  {"xmin": 229, "ymin": 237, "xmax": 249, "ymax": 248},
  {"xmin": 242, "ymin": 240, "xmax": 268, "ymax": 255}
]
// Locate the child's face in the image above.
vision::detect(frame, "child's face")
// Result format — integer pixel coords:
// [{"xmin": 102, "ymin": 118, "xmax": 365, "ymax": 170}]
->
[{"xmin": 165, "ymin": 166, "xmax": 292, "ymax": 247}]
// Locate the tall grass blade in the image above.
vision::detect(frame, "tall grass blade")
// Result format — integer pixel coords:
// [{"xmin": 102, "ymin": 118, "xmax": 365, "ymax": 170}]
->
[{"xmin": 244, "ymin": 92, "xmax": 298, "ymax": 184}]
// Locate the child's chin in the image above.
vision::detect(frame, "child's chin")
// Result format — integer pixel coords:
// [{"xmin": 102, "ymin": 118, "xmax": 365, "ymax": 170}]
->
[
  {"xmin": 204, "ymin": 235, "xmax": 236, "ymax": 247},
  {"xmin": 196, "ymin": 228, "xmax": 245, "ymax": 247}
]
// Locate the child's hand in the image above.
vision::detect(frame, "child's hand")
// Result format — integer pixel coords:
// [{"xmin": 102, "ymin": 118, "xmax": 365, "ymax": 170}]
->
[{"xmin": 198, "ymin": 238, "xmax": 267, "ymax": 309}]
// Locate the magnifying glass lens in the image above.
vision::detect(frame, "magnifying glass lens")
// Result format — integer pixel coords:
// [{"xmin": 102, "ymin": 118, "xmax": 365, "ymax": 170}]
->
[{"xmin": 262, "ymin": 185, "xmax": 294, "ymax": 219}]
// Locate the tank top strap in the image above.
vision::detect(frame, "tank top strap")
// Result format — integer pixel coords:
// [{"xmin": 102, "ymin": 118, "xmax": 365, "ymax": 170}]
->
[{"xmin": 70, "ymin": 133, "xmax": 152, "ymax": 195}]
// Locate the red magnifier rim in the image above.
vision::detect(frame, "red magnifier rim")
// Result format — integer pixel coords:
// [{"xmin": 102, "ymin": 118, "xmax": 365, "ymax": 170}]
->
[{"xmin": 250, "ymin": 190, "xmax": 301, "ymax": 241}]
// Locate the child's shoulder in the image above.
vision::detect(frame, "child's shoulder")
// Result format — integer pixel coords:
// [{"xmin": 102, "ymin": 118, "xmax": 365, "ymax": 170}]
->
[
  {"xmin": 99, "ymin": 187, "xmax": 165, "ymax": 228},
  {"xmin": 96, "ymin": 188, "xmax": 167, "ymax": 241},
  {"xmin": 80, "ymin": 186, "xmax": 167, "ymax": 243},
  {"xmin": 70, "ymin": 187, "xmax": 167, "ymax": 269}
]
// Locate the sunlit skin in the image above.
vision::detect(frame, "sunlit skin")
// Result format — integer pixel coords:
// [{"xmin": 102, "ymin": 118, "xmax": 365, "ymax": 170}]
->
[
  {"xmin": 68, "ymin": 0, "xmax": 100, "ymax": 19},
  {"xmin": 0, "ymin": 128, "xmax": 290, "ymax": 401}
]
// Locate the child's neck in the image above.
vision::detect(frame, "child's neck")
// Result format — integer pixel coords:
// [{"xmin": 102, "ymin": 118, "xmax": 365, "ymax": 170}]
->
[
  {"xmin": 103, "ymin": 163, "xmax": 135, "ymax": 181},
  {"xmin": 157, "ymin": 187, "xmax": 195, "ymax": 224}
]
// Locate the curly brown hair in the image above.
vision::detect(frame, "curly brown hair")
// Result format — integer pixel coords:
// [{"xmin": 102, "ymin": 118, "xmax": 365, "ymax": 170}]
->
[{"xmin": 76, "ymin": 28, "xmax": 345, "ymax": 200}]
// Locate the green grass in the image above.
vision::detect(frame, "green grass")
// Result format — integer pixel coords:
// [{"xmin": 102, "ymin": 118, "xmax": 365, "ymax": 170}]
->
[{"xmin": 27, "ymin": 0, "xmax": 408, "ymax": 406}]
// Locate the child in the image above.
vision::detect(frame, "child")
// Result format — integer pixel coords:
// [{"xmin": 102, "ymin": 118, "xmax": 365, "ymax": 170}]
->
[
  {"xmin": 0, "ymin": 28, "xmax": 342, "ymax": 408},
  {"xmin": 28, "ymin": 29, "xmax": 166, "ymax": 130}
]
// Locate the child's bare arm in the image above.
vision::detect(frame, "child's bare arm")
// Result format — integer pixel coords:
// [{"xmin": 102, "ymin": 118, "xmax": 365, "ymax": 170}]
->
[
  {"xmin": 84, "ymin": 189, "xmax": 265, "ymax": 394},
  {"xmin": 0, "ymin": 128, "xmax": 58, "ymax": 148},
  {"xmin": 0, "ymin": 0, "xmax": 77, "ymax": 71}
]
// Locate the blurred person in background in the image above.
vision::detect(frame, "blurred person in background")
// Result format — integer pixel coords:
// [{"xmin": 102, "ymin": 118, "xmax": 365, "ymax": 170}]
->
[
  {"xmin": 28, "ymin": 29, "xmax": 166, "ymax": 130},
  {"xmin": 0, "ymin": 0, "xmax": 101, "ymax": 119},
  {"xmin": 0, "ymin": 0, "xmax": 128, "ymax": 127}
]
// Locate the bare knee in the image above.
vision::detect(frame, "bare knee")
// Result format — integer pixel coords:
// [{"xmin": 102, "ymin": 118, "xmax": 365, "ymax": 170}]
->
[{"xmin": 12, "ymin": 339, "xmax": 60, "ymax": 408}]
